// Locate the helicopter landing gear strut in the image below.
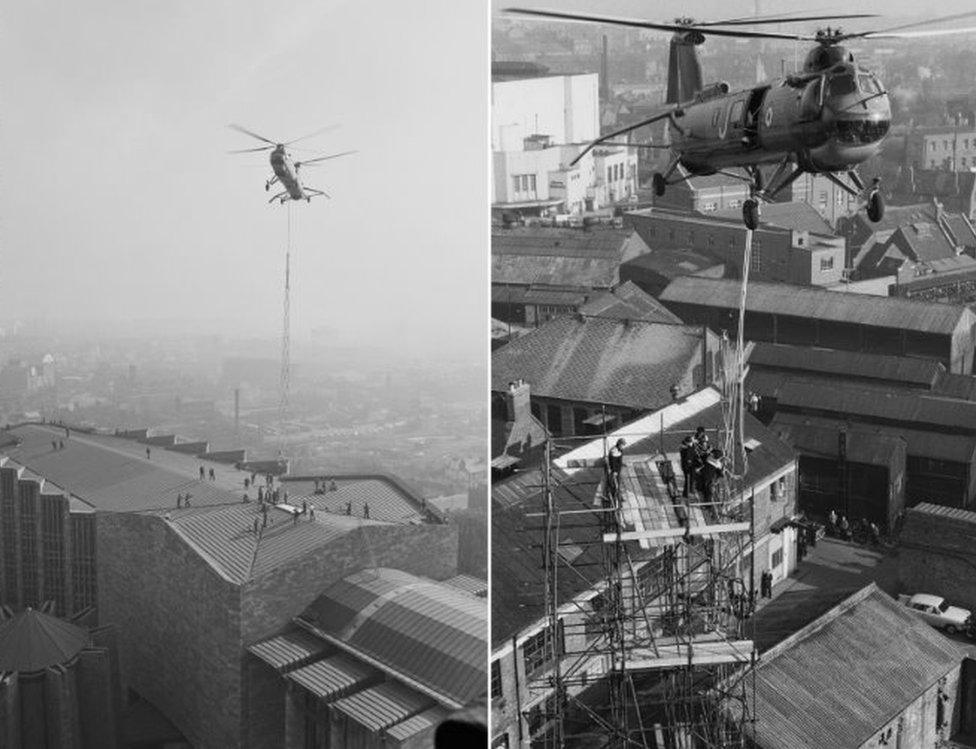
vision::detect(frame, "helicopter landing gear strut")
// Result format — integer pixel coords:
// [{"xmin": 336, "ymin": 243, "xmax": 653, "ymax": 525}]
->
[
  {"xmin": 650, "ymin": 156, "xmax": 683, "ymax": 198},
  {"xmin": 265, "ymin": 176, "xmax": 279, "ymax": 192},
  {"xmin": 823, "ymin": 170, "xmax": 884, "ymax": 224}
]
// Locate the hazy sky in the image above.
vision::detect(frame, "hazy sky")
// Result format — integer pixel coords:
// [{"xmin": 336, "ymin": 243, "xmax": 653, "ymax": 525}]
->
[{"xmin": 2, "ymin": 1, "xmax": 488, "ymax": 357}]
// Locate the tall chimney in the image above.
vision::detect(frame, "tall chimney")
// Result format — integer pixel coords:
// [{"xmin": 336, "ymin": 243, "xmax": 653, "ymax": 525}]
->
[{"xmin": 505, "ymin": 380, "xmax": 531, "ymax": 423}]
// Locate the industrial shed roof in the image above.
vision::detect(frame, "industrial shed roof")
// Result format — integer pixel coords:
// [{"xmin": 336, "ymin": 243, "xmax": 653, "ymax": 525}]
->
[
  {"xmin": 0, "ymin": 608, "xmax": 90, "ymax": 673},
  {"xmin": 748, "ymin": 584, "xmax": 964, "ymax": 749},
  {"xmin": 491, "ymin": 315, "xmax": 710, "ymax": 409},
  {"xmin": 331, "ymin": 681, "xmax": 433, "ymax": 732},
  {"xmin": 747, "ymin": 343, "xmax": 944, "ymax": 388},
  {"xmin": 247, "ymin": 629, "xmax": 328, "ymax": 672},
  {"xmin": 660, "ymin": 277, "xmax": 974, "ymax": 335},
  {"xmin": 769, "ymin": 414, "xmax": 905, "ymax": 468},
  {"xmin": 299, "ymin": 568, "xmax": 487, "ymax": 706},
  {"xmin": 578, "ymin": 281, "xmax": 684, "ymax": 324}
]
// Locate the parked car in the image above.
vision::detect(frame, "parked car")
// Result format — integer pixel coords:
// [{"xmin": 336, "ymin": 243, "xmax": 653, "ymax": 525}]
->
[{"xmin": 898, "ymin": 593, "xmax": 972, "ymax": 634}]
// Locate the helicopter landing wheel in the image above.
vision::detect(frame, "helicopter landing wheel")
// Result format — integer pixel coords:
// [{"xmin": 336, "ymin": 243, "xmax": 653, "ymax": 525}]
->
[
  {"xmin": 867, "ymin": 190, "xmax": 885, "ymax": 223},
  {"xmin": 652, "ymin": 172, "xmax": 667, "ymax": 197},
  {"xmin": 743, "ymin": 198, "xmax": 760, "ymax": 231},
  {"xmin": 265, "ymin": 183, "xmax": 269, "ymax": 192}
]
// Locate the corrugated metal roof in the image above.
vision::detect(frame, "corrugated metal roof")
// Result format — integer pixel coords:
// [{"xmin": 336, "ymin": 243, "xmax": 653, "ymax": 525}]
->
[
  {"xmin": 492, "ymin": 254, "xmax": 618, "ymax": 289},
  {"xmin": 910, "ymin": 502, "xmax": 976, "ymax": 526},
  {"xmin": 492, "ymin": 227, "xmax": 638, "ymax": 259},
  {"xmin": 385, "ymin": 706, "xmax": 450, "ymax": 740},
  {"xmin": 301, "ymin": 569, "xmax": 487, "ymax": 705},
  {"xmin": 248, "ymin": 629, "xmax": 328, "ymax": 672},
  {"xmin": 2, "ymin": 424, "xmax": 246, "ymax": 512},
  {"xmin": 767, "ymin": 378, "xmax": 976, "ymax": 434},
  {"xmin": 443, "ymin": 575, "xmax": 488, "ymax": 597},
  {"xmin": 749, "ymin": 586, "xmax": 964, "ymax": 749},
  {"xmin": 331, "ymin": 681, "xmax": 432, "ymax": 732},
  {"xmin": 491, "ymin": 315, "xmax": 710, "ymax": 409},
  {"xmin": 286, "ymin": 654, "xmax": 375, "ymax": 699},
  {"xmin": 287, "ymin": 479, "xmax": 424, "ymax": 524},
  {"xmin": 748, "ymin": 342, "xmax": 944, "ymax": 388},
  {"xmin": 660, "ymin": 277, "xmax": 974, "ymax": 335}
]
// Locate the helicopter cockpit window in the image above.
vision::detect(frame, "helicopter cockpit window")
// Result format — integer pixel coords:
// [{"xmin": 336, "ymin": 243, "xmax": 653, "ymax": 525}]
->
[
  {"xmin": 858, "ymin": 74, "xmax": 882, "ymax": 95},
  {"xmin": 827, "ymin": 74, "xmax": 857, "ymax": 97},
  {"xmin": 729, "ymin": 100, "xmax": 744, "ymax": 127}
]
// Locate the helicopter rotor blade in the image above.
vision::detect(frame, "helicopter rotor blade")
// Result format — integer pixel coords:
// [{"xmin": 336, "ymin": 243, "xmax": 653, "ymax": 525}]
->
[
  {"xmin": 505, "ymin": 8, "xmax": 815, "ymax": 41},
  {"xmin": 699, "ymin": 13, "xmax": 878, "ymax": 27},
  {"xmin": 227, "ymin": 146, "xmax": 274, "ymax": 154},
  {"xmin": 838, "ymin": 9, "xmax": 976, "ymax": 40},
  {"xmin": 296, "ymin": 150, "xmax": 358, "ymax": 167},
  {"xmin": 228, "ymin": 123, "xmax": 277, "ymax": 146},
  {"xmin": 284, "ymin": 124, "xmax": 341, "ymax": 147}
]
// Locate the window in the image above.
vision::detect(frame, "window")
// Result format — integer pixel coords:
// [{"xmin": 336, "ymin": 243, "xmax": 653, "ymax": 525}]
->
[
  {"xmin": 491, "ymin": 660, "xmax": 503, "ymax": 698},
  {"xmin": 607, "ymin": 166, "xmax": 613, "ymax": 183},
  {"xmin": 512, "ymin": 176, "xmax": 521, "ymax": 194},
  {"xmin": 522, "ymin": 620, "xmax": 564, "ymax": 675},
  {"xmin": 529, "ymin": 175, "xmax": 537, "ymax": 192},
  {"xmin": 827, "ymin": 74, "xmax": 856, "ymax": 97},
  {"xmin": 771, "ymin": 547, "xmax": 783, "ymax": 569},
  {"xmin": 820, "ymin": 256, "xmax": 834, "ymax": 272}
]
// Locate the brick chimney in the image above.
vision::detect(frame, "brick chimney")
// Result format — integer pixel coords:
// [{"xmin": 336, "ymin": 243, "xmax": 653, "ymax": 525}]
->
[{"xmin": 505, "ymin": 379, "xmax": 531, "ymax": 423}]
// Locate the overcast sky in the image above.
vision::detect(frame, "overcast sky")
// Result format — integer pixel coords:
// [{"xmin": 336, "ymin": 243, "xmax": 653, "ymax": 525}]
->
[{"xmin": 1, "ymin": 1, "xmax": 488, "ymax": 358}]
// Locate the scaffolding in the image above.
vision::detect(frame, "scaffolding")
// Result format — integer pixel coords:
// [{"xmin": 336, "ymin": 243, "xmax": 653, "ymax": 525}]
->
[{"xmin": 524, "ymin": 232, "xmax": 759, "ymax": 748}]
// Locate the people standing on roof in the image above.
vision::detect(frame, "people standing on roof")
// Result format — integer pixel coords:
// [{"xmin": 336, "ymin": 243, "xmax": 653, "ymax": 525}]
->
[
  {"xmin": 244, "ymin": 477, "xmax": 250, "ymax": 490},
  {"xmin": 345, "ymin": 501, "xmax": 352, "ymax": 516},
  {"xmin": 702, "ymin": 449, "xmax": 724, "ymax": 503},
  {"xmin": 679, "ymin": 436, "xmax": 695, "ymax": 498},
  {"xmin": 199, "ymin": 466, "xmax": 205, "ymax": 480},
  {"xmin": 184, "ymin": 493, "xmax": 191, "ymax": 507},
  {"xmin": 309, "ymin": 506, "xmax": 315, "ymax": 521},
  {"xmin": 177, "ymin": 493, "xmax": 183, "ymax": 508},
  {"xmin": 257, "ymin": 486, "xmax": 264, "ymax": 502},
  {"xmin": 146, "ymin": 447, "xmax": 151, "ymax": 460},
  {"xmin": 209, "ymin": 467, "xmax": 215, "ymax": 481},
  {"xmin": 51, "ymin": 440, "xmax": 57, "ymax": 451},
  {"xmin": 363, "ymin": 502, "xmax": 371, "ymax": 520}
]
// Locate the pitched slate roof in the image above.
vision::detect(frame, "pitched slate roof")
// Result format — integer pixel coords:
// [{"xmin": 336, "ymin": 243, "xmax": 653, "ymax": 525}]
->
[
  {"xmin": 748, "ymin": 584, "xmax": 964, "ymax": 749},
  {"xmin": 577, "ymin": 281, "xmax": 683, "ymax": 324},
  {"xmin": 620, "ymin": 248, "xmax": 726, "ymax": 283},
  {"xmin": 884, "ymin": 223, "xmax": 955, "ymax": 263},
  {"xmin": 769, "ymin": 413, "xmax": 905, "ymax": 468},
  {"xmin": 300, "ymin": 568, "xmax": 487, "ymax": 705},
  {"xmin": 714, "ymin": 201, "xmax": 834, "ymax": 235},
  {"xmin": 491, "ymin": 315, "xmax": 709, "ymax": 409},
  {"xmin": 660, "ymin": 277, "xmax": 975, "ymax": 336}
]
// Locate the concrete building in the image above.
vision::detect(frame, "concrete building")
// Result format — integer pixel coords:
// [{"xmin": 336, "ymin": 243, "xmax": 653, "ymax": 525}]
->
[
  {"xmin": 247, "ymin": 568, "xmax": 486, "ymax": 749},
  {"xmin": 492, "ymin": 73, "xmax": 599, "ymax": 153},
  {"xmin": 627, "ymin": 207, "xmax": 846, "ymax": 287},
  {"xmin": 0, "ymin": 607, "xmax": 121, "ymax": 749},
  {"xmin": 904, "ymin": 126, "xmax": 976, "ymax": 172},
  {"xmin": 660, "ymin": 277, "xmax": 976, "ymax": 374},
  {"xmin": 491, "ymin": 315, "xmax": 720, "ymax": 437},
  {"xmin": 898, "ymin": 503, "xmax": 976, "ymax": 614},
  {"xmin": 747, "ymin": 583, "xmax": 975, "ymax": 749},
  {"xmin": 0, "ymin": 423, "xmax": 458, "ymax": 748}
]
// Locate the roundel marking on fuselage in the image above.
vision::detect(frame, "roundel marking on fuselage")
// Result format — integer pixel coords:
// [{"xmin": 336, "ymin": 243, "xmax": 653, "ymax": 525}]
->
[{"xmin": 764, "ymin": 106, "xmax": 774, "ymax": 127}]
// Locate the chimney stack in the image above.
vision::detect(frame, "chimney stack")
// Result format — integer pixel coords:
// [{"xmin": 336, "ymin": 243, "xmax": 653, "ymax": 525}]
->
[{"xmin": 505, "ymin": 379, "xmax": 531, "ymax": 423}]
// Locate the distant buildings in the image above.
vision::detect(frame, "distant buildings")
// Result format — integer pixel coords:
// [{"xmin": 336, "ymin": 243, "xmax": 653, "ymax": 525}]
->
[
  {"xmin": 627, "ymin": 207, "xmax": 846, "ymax": 287},
  {"xmin": 491, "ymin": 226, "xmax": 650, "ymax": 326},
  {"xmin": 491, "ymin": 71, "xmax": 638, "ymax": 218},
  {"xmin": 0, "ymin": 355, "xmax": 55, "ymax": 400}
]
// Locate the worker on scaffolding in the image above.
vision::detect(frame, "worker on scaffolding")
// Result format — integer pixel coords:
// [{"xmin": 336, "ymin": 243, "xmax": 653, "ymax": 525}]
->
[
  {"xmin": 679, "ymin": 436, "xmax": 695, "ymax": 498},
  {"xmin": 702, "ymin": 448, "xmax": 725, "ymax": 504},
  {"xmin": 606, "ymin": 438, "xmax": 625, "ymax": 499}
]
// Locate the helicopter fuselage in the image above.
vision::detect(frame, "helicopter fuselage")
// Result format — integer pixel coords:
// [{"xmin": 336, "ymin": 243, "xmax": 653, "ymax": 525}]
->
[
  {"xmin": 668, "ymin": 62, "xmax": 891, "ymax": 177},
  {"xmin": 269, "ymin": 147, "xmax": 307, "ymax": 201}
]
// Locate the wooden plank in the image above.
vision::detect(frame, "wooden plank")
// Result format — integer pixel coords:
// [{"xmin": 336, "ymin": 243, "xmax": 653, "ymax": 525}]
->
[{"xmin": 602, "ymin": 522, "xmax": 751, "ymax": 543}]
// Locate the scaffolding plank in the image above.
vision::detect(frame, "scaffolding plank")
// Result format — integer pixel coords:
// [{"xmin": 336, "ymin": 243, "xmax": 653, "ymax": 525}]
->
[
  {"xmin": 599, "ymin": 639, "xmax": 755, "ymax": 671},
  {"xmin": 602, "ymin": 522, "xmax": 751, "ymax": 543}
]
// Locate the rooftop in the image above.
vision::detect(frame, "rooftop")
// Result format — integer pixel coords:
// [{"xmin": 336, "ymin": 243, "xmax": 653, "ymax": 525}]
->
[
  {"xmin": 747, "ymin": 343, "xmax": 945, "ymax": 389},
  {"xmin": 0, "ymin": 607, "xmax": 90, "ymax": 673},
  {"xmin": 660, "ymin": 277, "xmax": 975, "ymax": 336},
  {"xmin": 748, "ymin": 584, "xmax": 964, "ymax": 749},
  {"xmin": 298, "ymin": 568, "xmax": 487, "ymax": 706},
  {"xmin": 620, "ymin": 247, "xmax": 725, "ymax": 281},
  {"xmin": 491, "ymin": 315, "xmax": 711, "ymax": 409},
  {"xmin": 576, "ymin": 281, "xmax": 683, "ymax": 324},
  {"xmin": 1, "ymin": 424, "xmax": 250, "ymax": 512},
  {"xmin": 713, "ymin": 201, "xmax": 835, "ymax": 236}
]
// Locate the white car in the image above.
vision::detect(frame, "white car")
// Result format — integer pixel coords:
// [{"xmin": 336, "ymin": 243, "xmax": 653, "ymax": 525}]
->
[{"xmin": 898, "ymin": 593, "xmax": 972, "ymax": 634}]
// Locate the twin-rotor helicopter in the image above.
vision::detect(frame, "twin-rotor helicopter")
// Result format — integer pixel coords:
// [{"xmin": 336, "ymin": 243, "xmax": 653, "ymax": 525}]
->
[
  {"xmin": 507, "ymin": 8, "xmax": 976, "ymax": 229},
  {"xmin": 229, "ymin": 124, "xmax": 355, "ymax": 204}
]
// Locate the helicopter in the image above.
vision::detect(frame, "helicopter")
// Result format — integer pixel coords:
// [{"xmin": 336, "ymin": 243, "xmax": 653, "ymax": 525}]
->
[
  {"xmin": 228, "ymin": 124, "xmax": 355, "ymax": 204},
  {"xmin": 506, "ymin": 8, "xmax": 976, "ymax": 230}
]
